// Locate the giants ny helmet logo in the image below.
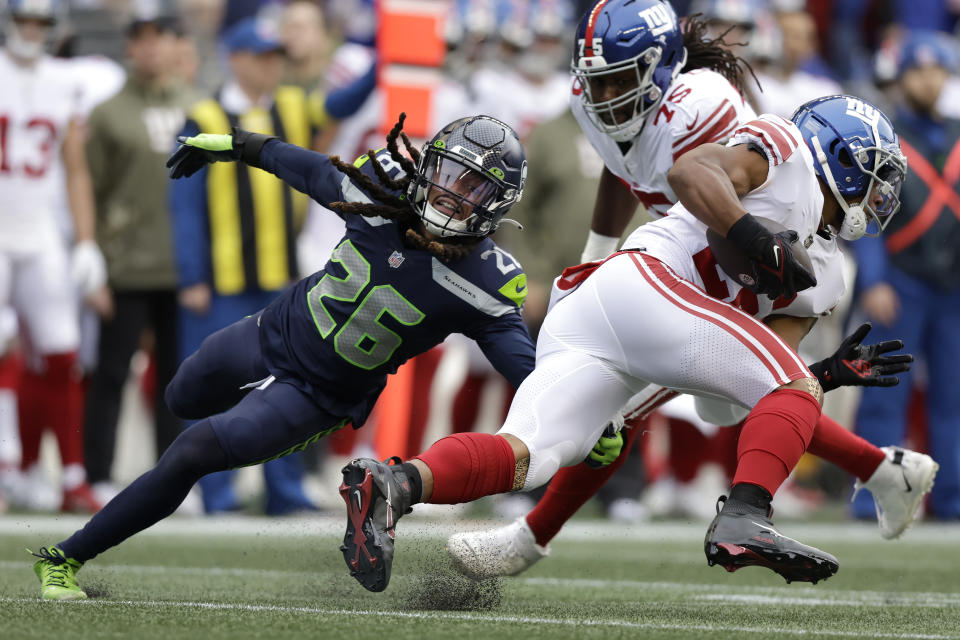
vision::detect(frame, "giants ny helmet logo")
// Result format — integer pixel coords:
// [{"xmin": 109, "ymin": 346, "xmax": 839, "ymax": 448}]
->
[
  {"xmin": 638, "ymin": 4, "xmax": 675, "ymax": 37},
  {"xmin": 845, "ymin": 98, "xmax": 881, "ymax": 128}
]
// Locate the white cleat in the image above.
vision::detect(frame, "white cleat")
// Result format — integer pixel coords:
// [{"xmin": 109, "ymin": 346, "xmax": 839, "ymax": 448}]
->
[
  {"xmin": 854, "ymin": 446, "xmax": 939, "ymax": 540},
  {"xmin": 446, "ymin": 517, "xmax": 549, "ymax": 579}
]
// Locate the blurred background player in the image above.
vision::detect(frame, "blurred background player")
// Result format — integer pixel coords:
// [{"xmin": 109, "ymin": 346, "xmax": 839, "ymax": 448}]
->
[
  {"xmin": 279, "ymin": 0, "xmax": 329, "ymax": 92},
  {"xmin": 168, "ymin": 15, "xmax": 322, "ymax": 515},
  {"xmin": 0, "ymin": 0, "xmax": 107, "ymax": 513},
  {"xmin": 851, "ymin": 30, "xmax": 960, "ymax": 521},
  {"xmin": 82, "ymin": 5, "xmax": 198, "ymax": 505}
]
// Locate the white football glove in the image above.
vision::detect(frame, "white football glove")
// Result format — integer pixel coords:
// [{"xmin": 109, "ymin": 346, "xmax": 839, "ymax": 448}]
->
[{"xmin": 71, "ymin": 240, "xmax": 107, "ymax": 296}]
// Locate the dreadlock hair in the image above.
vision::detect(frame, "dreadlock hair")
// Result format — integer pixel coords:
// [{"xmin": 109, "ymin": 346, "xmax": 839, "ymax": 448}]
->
[
  {"xmin": 326, "ymin": 113, "xmax": 478, "ymax": 262},
  {"xmin": 680, "ymin": 14, "xmax": 759, "ymax": 95}
]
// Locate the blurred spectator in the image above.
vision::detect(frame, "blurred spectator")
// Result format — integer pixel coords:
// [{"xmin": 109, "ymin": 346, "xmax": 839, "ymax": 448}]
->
[
  {"xmin": 752, "ymin": 3, "xmax": 841, "ymax": 117},
  {"xmin": 83, "ymin": 9, "xmax": 198, "ymax": 505},
  {"xmin": 471, "ymin": 0, "xmax": 572, "ymax": 139},
  {"xmin": 172, "ymin": 32, "xmax": 200, "ymax": 86},
  {"xmin": 851, "ymin": 30, "xmax": 960, "ymax": 520},
  {"xmin": 0, "ymin": 0, "xmax": 108, "ymax": 513},
  {"xmin": 498, "ymin": 110, "xmax": 606, "ymax": 333},
  {"xmin": 688, "ymin": 0, "xmax": 762, "ymax": 45},
  {"xmin": 280, "ymin": 0, "xmax": 329, "ymax": 91},
  {"xmin": 168, "ymin": 16, "xmax": 321, "ymax": 515}
]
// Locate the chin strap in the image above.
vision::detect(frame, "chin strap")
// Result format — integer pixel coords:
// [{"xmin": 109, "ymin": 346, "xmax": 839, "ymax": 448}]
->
[{"xmin": 811, "ymin": 137, "xmax": 868, "ymax": 241}]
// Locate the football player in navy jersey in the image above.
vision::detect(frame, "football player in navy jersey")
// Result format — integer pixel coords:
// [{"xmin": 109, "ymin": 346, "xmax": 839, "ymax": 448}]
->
[{"xmin": 29, "ymin": 114, "xmax": 538, "ymax": 601}]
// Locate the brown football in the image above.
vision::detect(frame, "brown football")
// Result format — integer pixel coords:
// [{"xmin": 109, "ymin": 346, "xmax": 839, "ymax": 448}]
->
[{"xmin": 705, "ymin": 218, "xmax": 813, "ymax": 290}]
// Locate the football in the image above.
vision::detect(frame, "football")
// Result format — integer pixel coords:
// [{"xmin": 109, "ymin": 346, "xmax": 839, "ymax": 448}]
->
[{"xmin": 706, "ymin": 217, "xmax": 813, "ymax": 290}]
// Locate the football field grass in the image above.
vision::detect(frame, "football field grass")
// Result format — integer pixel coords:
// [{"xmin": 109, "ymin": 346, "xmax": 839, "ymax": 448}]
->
[{"xmin": 1, "ymin": 514, "xmax": 958, "ymax": 639}]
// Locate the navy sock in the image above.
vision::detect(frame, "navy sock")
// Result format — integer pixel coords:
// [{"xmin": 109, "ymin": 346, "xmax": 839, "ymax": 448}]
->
[{"xmin": 58, "ymin": 421, "xmax": 228, "ymax": 563}]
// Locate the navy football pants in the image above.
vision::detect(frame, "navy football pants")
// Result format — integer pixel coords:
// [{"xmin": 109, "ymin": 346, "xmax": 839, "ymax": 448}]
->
[{"xmin": 60, "ymin": 315, "xmax": 347, "ymax": 562}]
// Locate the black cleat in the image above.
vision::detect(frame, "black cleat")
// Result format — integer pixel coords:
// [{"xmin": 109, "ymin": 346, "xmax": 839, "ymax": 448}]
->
[
  {"xmin": 704, "ymin": 496, "xmax": 839, "ymax": 584},
  {"xmin": 339, "ymin": 457, "xmax": 414, "ymax": 592}
]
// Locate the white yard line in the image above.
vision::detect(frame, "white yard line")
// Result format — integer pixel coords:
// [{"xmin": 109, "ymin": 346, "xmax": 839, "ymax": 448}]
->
[
  {"xmin": 692, "ymin": 593, "xmax": 960, "ymax": 608},
  {"xmin": 3, "ymin": 514, "xmax": 959, "ymax": 544},
  {"xmin": 0, "ymin": 596, "xmax": 954, "ymax": 639},
  {"xmin": 4, "ymin": 559, "xmax": 960, "ymax": 606}
]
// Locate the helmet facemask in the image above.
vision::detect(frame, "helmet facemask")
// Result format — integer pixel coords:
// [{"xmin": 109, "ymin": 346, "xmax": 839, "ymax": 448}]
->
[
  {"xmin": 813, "ymin": 135, "xmax": 906, "ymax": 241},
  {"xmin": 573, "ymin": 46, "xmax": 686, "ymax": 142},
  {"xmin": 409, "ymin": 148, "xmax": 519, "ymax": 239}
]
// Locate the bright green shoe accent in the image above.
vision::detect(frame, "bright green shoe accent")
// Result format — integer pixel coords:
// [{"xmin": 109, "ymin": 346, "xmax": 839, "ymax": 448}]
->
[{"xmin": 30, "ymin": 546, "xmax": 88, "ymax": 601}]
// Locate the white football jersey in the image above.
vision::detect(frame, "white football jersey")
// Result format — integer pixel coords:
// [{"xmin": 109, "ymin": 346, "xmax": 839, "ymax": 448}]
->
[
  {"xmin": 0, "ymin": 51, "xmax": 85, "ymax": 250},
  {"xmin": 624, "ymin": 114, "xmax": 846, "ymax": 320},
  {"xmin": 571, "ymin": 68, "xmax": 756, "ymax": 217}
]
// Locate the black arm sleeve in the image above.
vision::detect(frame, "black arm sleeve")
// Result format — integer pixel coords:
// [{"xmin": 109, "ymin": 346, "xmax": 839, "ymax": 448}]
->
[
  {"xmin": 465, "ymin": 313, "xmax": 536, "ymax": 389},
  {"xmin": 255, "ymin": 138, "xmax": 347, "ymax": 208}
]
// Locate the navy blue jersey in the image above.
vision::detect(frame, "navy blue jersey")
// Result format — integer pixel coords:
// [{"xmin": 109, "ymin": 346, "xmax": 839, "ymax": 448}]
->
[{"xmin": 254, "ymin": 140, "xmax": 535, "ymax": 426}]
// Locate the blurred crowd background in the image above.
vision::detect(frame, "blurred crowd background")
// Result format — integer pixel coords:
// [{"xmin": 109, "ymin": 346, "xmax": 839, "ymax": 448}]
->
[{"xmin": 1, "ymin": 0, "xmax": 959, "ymax": 525}]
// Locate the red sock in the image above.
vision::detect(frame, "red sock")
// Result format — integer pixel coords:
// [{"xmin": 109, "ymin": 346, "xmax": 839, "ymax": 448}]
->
[
  {"xmin": 415, "ymin": 433, "xmax": 515, "ymax": 504},
  {"xmin": 732, "ymin": 389, "xmax": 821, "ymax": 495},
  {"xmin": 668, "ymin": 419, "xmax": 708, "ymax": 483},
  {"xmin": 526, "ymin": 424, "xmax": 642, "ymax": 547},
  {"xmin": 808, "ymin": 413, "xmax": 885, "ymax": 482},
  {"xmin": 18, "ymin": 362, "xmax": 47, "ymax": 469},
  {"xmin": 20, "ymin": 353, "xmax": 85, "ymax": 468}
]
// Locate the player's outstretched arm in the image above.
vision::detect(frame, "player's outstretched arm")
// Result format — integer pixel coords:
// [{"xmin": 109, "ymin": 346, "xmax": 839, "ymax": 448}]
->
[
  {"xmin": 167, "ymin": 127, "xmax": 349, "ymax": 208},
  {"xmin": 581, "ymin": 167, "xmax": 640, "ymax": 262},
  {"xmin": 166, "ymin": 128, "xmax": 274, "ymax": 178},
  {"xmin": 808, "ymin": 322, "xmax": 913, "ymax": 391}
]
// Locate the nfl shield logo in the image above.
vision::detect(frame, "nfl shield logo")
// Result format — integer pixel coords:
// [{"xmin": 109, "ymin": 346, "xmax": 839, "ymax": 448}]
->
[{"xmin": 388, "ymin": 251, "xmax": 405, "ymax": 269}]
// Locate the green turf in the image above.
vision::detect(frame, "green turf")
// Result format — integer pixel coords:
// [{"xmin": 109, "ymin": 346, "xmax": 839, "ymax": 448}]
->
[{"xmin": 1, "ymin": 515, "xmax": 958, "ymax": 639}]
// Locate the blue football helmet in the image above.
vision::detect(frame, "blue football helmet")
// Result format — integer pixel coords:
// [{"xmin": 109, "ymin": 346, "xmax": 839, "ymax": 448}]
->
[
  {"xmin": 571, "ymin": 0, "xmax": 686, "ymax": 142},
  {"xmin": 407, "ymin": 116, "xmax": 527, "ymax": 239},
  {"xmin": 792, "ymin": 95, "xmax": 907, "ymax": 241}
]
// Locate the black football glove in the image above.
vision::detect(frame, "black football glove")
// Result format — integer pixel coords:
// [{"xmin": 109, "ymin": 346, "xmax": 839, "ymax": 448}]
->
[
  {"xmin": 166, "ymin": 127, "xmax": 276, "ymax": 179},
  {"xmin": 725, "ymin": 214, "xmax": 817, "ymax": 300},
  {"xmin": 808, "ymin": 322, "xmax": 913, "ymax": 392}
]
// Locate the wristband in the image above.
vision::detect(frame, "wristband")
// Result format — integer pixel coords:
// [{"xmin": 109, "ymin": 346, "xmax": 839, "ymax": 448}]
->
[
  {"xmin": 580, "ymin": 230, "xmax": 620, "ymax": 263},
  {"xmin": 232, "ymin": 127, "xmax": 277, "ymax": 168},
  {"xmin": 724, "ymin": 213, "xmax": 768, "ymax": 257}
]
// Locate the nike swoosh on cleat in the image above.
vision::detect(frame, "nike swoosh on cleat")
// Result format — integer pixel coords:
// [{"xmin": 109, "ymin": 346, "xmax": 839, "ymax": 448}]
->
[
  {"xmin": 902, "ymin": 471, "xmax": 912, "ymax": 492},
  {"xmin": 353, "ymin": 490, "xmax": 362, "ymax": 512},
  {"xmin": 772, "ymin": 245, "xmax": 781, "ymax": 267},
  {"xmin": 749, "ymin": 520, "xmax": 779, "ymax": 535}
]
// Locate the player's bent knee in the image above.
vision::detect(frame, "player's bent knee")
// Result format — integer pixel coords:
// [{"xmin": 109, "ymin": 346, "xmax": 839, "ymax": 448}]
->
[
  {"xmin": 157, "ymin": 421, "xmax": 228, "ymax": 479},
  {"xmin": 513, "ymin": 436, "xmax": 583, "ymax": 491},
  {"xmin": 778, "ymin": 376, "xmax": 824, "ymax": 406}
]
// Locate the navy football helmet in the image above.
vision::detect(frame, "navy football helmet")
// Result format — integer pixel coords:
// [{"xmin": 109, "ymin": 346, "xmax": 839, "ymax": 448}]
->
[
  {"xmin": 571, "ymin": 0, "xmax": 686, "ymax": 142},
  {"xmin": 792, "ymin": 95, "xmax": 907, "ymax": 241},
  {"xmin": 407, "ymin": 116, "xmax": 527, "ymax": 239}
]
